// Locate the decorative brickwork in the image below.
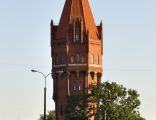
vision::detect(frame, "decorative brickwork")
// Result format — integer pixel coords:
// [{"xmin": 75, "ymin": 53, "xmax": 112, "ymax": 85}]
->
[{"xmin": 51, "ymin": 0, "xmax": 103, "ymax": 120}]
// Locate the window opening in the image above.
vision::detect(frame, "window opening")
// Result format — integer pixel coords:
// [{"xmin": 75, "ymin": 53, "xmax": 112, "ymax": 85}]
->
[
  {"xmin": 75, "ymin": 23, "xmax": 81, "ymax": 42},
  {"xmin": 71, "ymin": 56, "xmax": 74, "ymax": 63},
  {"xmin": 74, "ymin": 83, "xmax": 76, "ymax": 91},
  {"xmin": 61, "ymin": 56, "xmax": 64, "ymax": 64},
  {"xmin": 92, "ymin": 54, "xmax": 94, "ymax": 64},
  {"xmin": 77, "ymin": 54, "xmax": 80, "ymax": 62},
  {"xmin": 79, "ymin": 83, "xmax": 82, "ymax": 91},
  {"xmin": 97, "ymin": 55, "xmax": 99, "ymax": 64},
  {"xmin": 81, "ymin": 56, "xmax": 85, "ymax": 63}
]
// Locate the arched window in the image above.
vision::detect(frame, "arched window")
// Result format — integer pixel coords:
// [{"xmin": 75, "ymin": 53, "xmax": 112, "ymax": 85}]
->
[
  {"xmin": 76, "ymin": 71, "xmax": 80, "ymax": 79},
  {"xmin": 79, "ymin": 83, "xmax": 82, "ymax": 91},
  {"xmin": 81, "ymin": 56, "xmax": 85, "ymax": 63},
  {"xmin": 92, "ymin": 54, "xmax": 94, "ymax": 64},
  {"xmin": 74, "ymin": 83, "xmax": 76, "ymax": 91},
  {"xmin": 61, "ymin": 55, "xmax": 65, "ymax": 64},
  {"xmin": 77, "ymin": 54, "xmax": 80, "ymax": 62},
  {"xmin": 90, "ymin": 72, "xmax": 95, "ymax": 80},
  {"xmin": 71, "ymin": 56, "xmax": 74, "ymax": 63},
  {"xmin": 75, "ymin": 22, "xmax": 81, "ymax": 42}
]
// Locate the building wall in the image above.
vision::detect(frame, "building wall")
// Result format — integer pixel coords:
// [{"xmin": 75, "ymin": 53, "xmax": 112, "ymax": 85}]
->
[{"xmin": 51, "ymin": 0, "xmax": 103, "ymax": 119}]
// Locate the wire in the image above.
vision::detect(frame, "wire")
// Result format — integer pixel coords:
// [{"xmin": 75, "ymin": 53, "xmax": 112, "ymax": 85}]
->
[{"xmin": 0, "ymin": 62, "xmax": 50, "ymax": 68}]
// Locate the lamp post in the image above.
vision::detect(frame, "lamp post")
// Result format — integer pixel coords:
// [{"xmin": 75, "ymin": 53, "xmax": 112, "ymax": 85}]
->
[
  {"xmin": 31, "ymin": 69, "xmax": 63, "ymax": 120},
  {"xmin": 31, "ymin": 69, "xmax": 52, "ymax": 120}
]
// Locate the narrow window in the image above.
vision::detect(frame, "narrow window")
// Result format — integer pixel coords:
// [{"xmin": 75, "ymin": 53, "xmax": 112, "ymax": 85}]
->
[
  {"xmin": 74, "ymin": 83, "xmax": 76, "ymax": 91},
  {"xmin": 71, "ymin": 56, "xmax": 74, "ymax": 63},
  {"xmin": 75, "ymin": 23, "xmax": 81, "ymax": 42},
  {"xmin": 81, "ymin": 56, "xmax": 85, "ymax": 63},
  {"xmin": 77, "ymin": 54, "xmax": 80, "ymax": 62},
  {"xmin": 76, "ymin": 71, "xmax": 80, "ymax": 79},
  {"xmin": 79, "ymin": 83, "xmax": 82, "ymax": 91},
  {"xmin": 92, "ymin": 54, "xmax": 94, "ymax": 64},
  {"xmin": 61, "ymin": 55, "xmax": 65, "ymax": 64},
  {"xmin": 97, "ymin": 55, "xmax": 99, "ymax": 64},
  {"xmin": 90, "ymin": 72, "xmax": 95, "ymax": 80}
]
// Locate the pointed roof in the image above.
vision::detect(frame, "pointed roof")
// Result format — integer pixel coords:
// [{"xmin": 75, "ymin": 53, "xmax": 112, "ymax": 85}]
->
[{"xmin": 55, "ymin": 0, "xmax": 99, "ymax": 40}]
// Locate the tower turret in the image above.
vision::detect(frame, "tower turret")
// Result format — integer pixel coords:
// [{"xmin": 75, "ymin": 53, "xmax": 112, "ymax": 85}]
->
[{"xmin": 51, "ymin": 0, "xmax": 103, "ymax": 119}]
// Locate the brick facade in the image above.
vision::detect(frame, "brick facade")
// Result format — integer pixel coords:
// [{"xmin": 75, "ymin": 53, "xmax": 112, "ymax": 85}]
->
[{"xmin": 51, "ymin": 0, "xmax": 103, "ymax": 119}]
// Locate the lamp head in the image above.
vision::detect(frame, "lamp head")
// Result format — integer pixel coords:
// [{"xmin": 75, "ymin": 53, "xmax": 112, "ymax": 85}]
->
[{"xmin": 31, "ymin": 69, "xmax": 37, "ymax": 72}]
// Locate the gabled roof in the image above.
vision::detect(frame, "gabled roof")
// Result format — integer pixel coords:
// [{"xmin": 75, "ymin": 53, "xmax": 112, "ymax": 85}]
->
[{"xmin": 55, "ymin": 0, "xmax": 99, "ymax": 40}]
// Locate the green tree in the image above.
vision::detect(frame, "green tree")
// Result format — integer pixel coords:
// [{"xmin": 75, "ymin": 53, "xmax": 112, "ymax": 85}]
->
[
  {"xmin": 65, "ymin": 81, "xmax": 145, "ymax": 120},
  {"xmin": 64, "ymin": 94, "xmax": 90, "ymax": 120},
  {"xmin": 38, "ymin": 110, "xmax": 55, "ymax": 120}
]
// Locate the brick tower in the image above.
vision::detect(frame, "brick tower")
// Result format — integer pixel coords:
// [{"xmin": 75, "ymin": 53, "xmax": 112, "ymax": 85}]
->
[{"xmin": 51, "ymin": 0, "xmax": 103, "ymax": 120}]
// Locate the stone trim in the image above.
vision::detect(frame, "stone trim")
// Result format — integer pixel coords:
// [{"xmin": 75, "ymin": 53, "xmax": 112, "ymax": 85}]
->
[
  {"xmin": 89, "ymin": 64, "xmax": 101, "ymax": 68},
  {"xmin": 68, "ymin": 64, "xmax": 87, "ymax": 66},
  {"xmin": 53, "ymin": 64, "xmax": 66, "ymax": 68}
]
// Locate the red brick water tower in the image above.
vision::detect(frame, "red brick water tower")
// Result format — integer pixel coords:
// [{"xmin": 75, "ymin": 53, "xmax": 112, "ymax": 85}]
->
[{"xmin": 51, "ymin": 0, "xmax": 103, "ymax": 119}]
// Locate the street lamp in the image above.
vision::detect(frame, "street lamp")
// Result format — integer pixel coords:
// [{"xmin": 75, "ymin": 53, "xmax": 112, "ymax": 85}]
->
[{"xmin": 31, "ymin": 69, "xmax": 63, "ymax": 120}]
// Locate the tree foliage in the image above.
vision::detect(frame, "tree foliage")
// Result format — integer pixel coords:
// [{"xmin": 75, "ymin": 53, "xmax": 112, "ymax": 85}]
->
[
  {"xmin": 64, "ymin": 94, "xmax": 90, "ymax": 120},
  {"xmin": 38, "ymin": 110, "xmax": 55, "ymax": 120},
  {"xmin": 65, "ymin": 81, "xmax": 145, "ymax": 120}
]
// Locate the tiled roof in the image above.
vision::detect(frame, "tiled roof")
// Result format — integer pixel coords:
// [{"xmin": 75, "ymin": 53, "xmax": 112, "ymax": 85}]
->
[{"xmin": 55, "ymin": 0, "xmax": 99, "ymax": 40}]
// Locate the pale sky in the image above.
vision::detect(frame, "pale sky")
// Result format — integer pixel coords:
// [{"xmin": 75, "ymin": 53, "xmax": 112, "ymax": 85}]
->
[{"xmin": 0, "ymin": 0, "xmax": 156, "ymax": 120}]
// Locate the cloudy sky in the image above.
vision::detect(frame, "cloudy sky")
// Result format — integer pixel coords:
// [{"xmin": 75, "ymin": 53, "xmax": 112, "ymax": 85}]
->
[{"xmin": 0, "ymin": 0, "xmax": 156, "ymax": 119}]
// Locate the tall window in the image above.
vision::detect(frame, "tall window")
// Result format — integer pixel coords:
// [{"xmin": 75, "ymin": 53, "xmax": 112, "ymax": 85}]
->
[
  {"xmin": 92, "ymin": 54, "xmax": 94, "ymax": 64},
  {"xmin": 76, "ymin": 71, "xmax": 80, "ymax": 79},
  {"xmin": 81, "ymin": 56, "xmax": 85, "ymax": 63},
  {"xmin": 71, "ymin": 56, "xmax": 74, "ymax": 63},
  {"xmin": 56, "ymin": 56, "xmax": 59, "ymax": 64},
  {"xmin": 74, "ymin": 83, "xmax": 76, "ymax": 91},
  {"xmin": 77, "ymin": 54, "xmax": 80, "ymax": 62},
  {"xmin": 97, "ymin": 55, "xmax": 99, "ymax": 64},
  {"xmin": 79, "ymin": 83, "xmax": 82, "ymax": 91},
  {"xmin": 61, "ymin": 55, "xmax": 65, "ymax": 64},
  {"xmin": 75, "ymin": 22, "xmax": 81, "ymax": 42}
]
